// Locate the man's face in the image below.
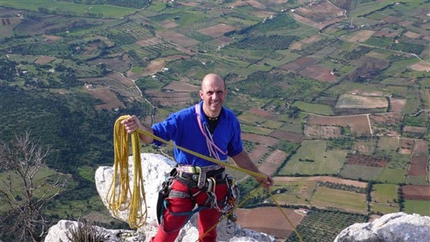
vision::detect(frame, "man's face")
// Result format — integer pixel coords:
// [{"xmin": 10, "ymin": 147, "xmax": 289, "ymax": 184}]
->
[{"xmin": 199, "ymin": 76, "xmax": 227, "ymax": 115}]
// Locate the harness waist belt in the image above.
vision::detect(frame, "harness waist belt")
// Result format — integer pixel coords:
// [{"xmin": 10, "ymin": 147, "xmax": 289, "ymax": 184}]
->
[
  {"xmin": 176, "ymin": 166, "xmax": 226, "ymax": 188},
  {"xmin": 176, "ymin": 164, "xmax": 223, "ymax": 173}
]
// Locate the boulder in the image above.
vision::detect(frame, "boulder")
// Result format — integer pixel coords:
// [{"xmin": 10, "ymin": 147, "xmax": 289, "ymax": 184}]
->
[{"xmin": 334, "ymin": 212, "xmax": 430, "ymax": 242}]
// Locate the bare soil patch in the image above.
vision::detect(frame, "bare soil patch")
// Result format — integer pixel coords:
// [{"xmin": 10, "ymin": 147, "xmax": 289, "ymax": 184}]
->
[
  {"xmin": 248, "ymin": 145, "xmax": 269, "ymax": 164},
  {"xmin": 407, "ymin": 155, "xmax": 428, "ymax": 176},
  {"xmin": 136, "ymin": 37, "xmax": 164, "ymax": 47},
  {"xmin": 208, "ymin": 36, "xmax": 235, "ymax": 48},
  {"xmin": 236, "ymin": 207, "xmax": 305, "ymax": 239},
  {"xmin": 163, "ymin": 81, "xmax": 199, "ymax": 92},
  {"xmin": 141, "ymin": 55, "xmax": 190, "ymax": 77},
  {"xmin": 291, "ymin": 0, "xmax": 347, "ymax": 29},
  {"xmin": 370, "ymin": 112, "xmax": 402, "ymax": 125},
  {"xmin": 307, "ymin": 114, "xmax": 371, "ymax": 137},
  {"xmin": 144, "ymin": 90, "xmax": 193, "ymax": 107},
  {"xmin": 290, "ymin": 34, "xmax": 321, "ymax": 50},
  {"xmin": 226, "ymin": 0, "xmax": 247, "ymax": 7},
  {"xmin": 142, "ymin": 60, "xmax": 166, "ymax": 76},
  {"xmin": 198, "ymin": 24, "xmax": 236, "ymax": 38},
  {"xmin": 409, "ymin": 61, "xmax": 430, "ymax": 72},
  {"xmin": 336, "ymin": 94, "xmax": 388, "ymax": 109},
  {"xmin": 81, "ymin": 71, "xmax": 142, "ymax": 110},
  {"xmin": 402, "ymin": 185, "xmax": 430, "ymax": 200},
  {"xmin": 280, "ymin": 57, "xmax": 318, "ymax": 72},
  {"xmin": 259, "ymin": 150, "xmax": 287, "ymax": 175},
  {"xmin": 43, "ymin": 34, "xmax": 63, "ymax": 42},
  {"xmin": 34, "ymin": 55, "xmax": 56, "ymax": 65},
  {"xmin": 161, "ymin": 20, "xmax": 178, "ymax": 28},
  {"xmin": 404, "ymin": 31, "xmax": 421, "ymax": 39},
  {"xmin": 353, "ymin": 56, "xmax": 390, "ymax": 71},
  {"xmin": 373, "ymin": 28, "xmax": 401, "ymax": 38},
  {"xmin": 248, "ymin": 108, "xmax": 277, "ymax": 119},
  {"xmin": 251, "ymin": 10, "xmax": 276, "ymax": 18},
  {"xmin": 346, "ymin": 154, "xmax": 388, "ymax": 167},
  {"xmin": 86, "ymin": 88, "xmax": 124, "ymax": 110},
  {"xmin": 389, "ymin": 98, "xmax": 406, "ymax": 112},
  {"xmin": 382, "ymin": 16, "xmax": 400, "ymax": 24},
  {"xmin": 270, "ymin": 130, "xmax": 304, "ymax": 143},
  {"xmin": 413, "ymin": 139, "xmax": 428, "ymax": 155},
  {"xmin": 403, "ymin": 126, "xmax": 427, "ymax": 134},
  {"xmin": 242, "ymin": 133, "xmax": 280, "ymax": 147},
  {"xmin": 290, "ymin": 12, "xmax": 324, "ymax": 29},
  {"xmin": 399, "ymin": 138, "xmax": 414, "ymax": 154},
  {"xmin": 304, "ymin": 125, "xmax": 342, "ymax": 139},
  {"xmin": 157, "ymin": 30, "xmax": 199, "ymax": 47},
  {"xmin": 90, "ymin": 55, "xmax": 131, "ymax": 73},
  {"xmin": 177, "ymin": 1, "xmax": 199, "ymax": 7},
  {"xmin": 299, "ymin": 65, "xmax": 337, "ymax": 82},
  {"xmin": 246, "ymin": 0, "xmax": 266, "ymax": 9},
  {"xmin": 348, "ymin": 90, "xmax": 384, "ymax": 97},
  {"xmin": 345, "ymin": 30, "xmax": 375, "ymax": 42}
]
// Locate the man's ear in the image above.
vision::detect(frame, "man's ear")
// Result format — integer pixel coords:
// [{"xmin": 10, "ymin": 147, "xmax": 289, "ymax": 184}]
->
[{"xmin": 199, "ymin": 90, "xmax": 203, "ymax": 99}]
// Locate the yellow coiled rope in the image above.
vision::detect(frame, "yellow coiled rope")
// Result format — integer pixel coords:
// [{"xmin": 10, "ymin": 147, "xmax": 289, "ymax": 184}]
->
[{"xmin": 107, "ymin": 115, "xmax": 147, "ymax": 229}]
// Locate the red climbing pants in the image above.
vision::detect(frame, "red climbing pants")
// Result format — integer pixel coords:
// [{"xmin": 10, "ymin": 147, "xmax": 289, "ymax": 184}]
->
[{"xmin": 150, "ymin": 179, "xmax": 228, "ymax": 242}]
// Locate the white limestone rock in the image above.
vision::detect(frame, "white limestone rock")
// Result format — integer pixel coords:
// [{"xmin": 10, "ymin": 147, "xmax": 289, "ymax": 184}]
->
[
  {"xmin": 334, "ymin": 212, "xmax": 430, "ymax": 242},
  {"xmin": 93, "ymin": 153, "xmax": 276, "ymax": 242}
]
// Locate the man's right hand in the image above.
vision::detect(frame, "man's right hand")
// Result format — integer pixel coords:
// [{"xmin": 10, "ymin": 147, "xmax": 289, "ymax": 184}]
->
[
  {"xmin": 121, "ymin": 115, "xmax": 154, "ymax": 144},
  {"xmin": 121, "ymin": 115, "xmax": 141, "ymax": 134}
]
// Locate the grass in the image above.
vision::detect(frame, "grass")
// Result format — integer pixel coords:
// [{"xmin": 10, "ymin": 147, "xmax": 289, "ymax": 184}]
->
[
  {"xmin": 383, "ymin": 57, "xmax": 421, "ymax": 76},
  {"xmin": 376, "ymin": 168, "xmax": 405, "ymax": 184},
  {"xmin": 237, "ymin": 111, "xmax": 268, "ymax": 124},
  {"xmin": 339, "ymin": 165, "xmax": 383, "ymax": 181},
  {"xmin": 271, "ymin": 179, "xmax": 317, "ymax": 205},
  {"xmin": 312, "ymin": 187, "xmax": 367, "ymax": 213},
  {"xmin": 403, "ymin": 200, "xmax": 430, "ymax": 216},
  {"xmin": 371, "ymin": 203, "xmax": 399, "ymax": 214},
  {"xmin": 376, "ymin": 137, "xmax": 399, "ymax": 152},
  {"xmin": 278, "ymin": 122, "xmax": 303, "ymax": 133},
  {"xmin": 78, "ymin": 166, "xmax": 97, "ymax": 183},
  {"xmin": 0, "ymin": 167, "xmax": 67, "ymax": 212},
  {"xmin": 292, "ymin": 101, "xmax": 333, "ymax": 115},
  {"xmin": 241, "ymin": 124, "xmax": 273, "ymax": 136},
  {"xmin": 373, "ymin": 184, "xmax": 398, "ymax": 201},
  {"xmin": 279, "ymin": 140, "xmax": 347, "ymax": 175},
  {"xmin": 405, "ymin": 176, "xmax": 428, "ymax": 185},
  {"xmin": 260, "ymin": 119, "xmax": 283, "ymax": 129},
  {"xmin": 0, "ymin": 0, "xmax": 136, "ymax": 18},
  {"xmin": 349, "ymin": 0, "xmax": 396, "ymax": 18}
]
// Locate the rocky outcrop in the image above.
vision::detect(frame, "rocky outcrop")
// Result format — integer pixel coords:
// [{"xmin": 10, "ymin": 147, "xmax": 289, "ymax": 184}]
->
[
  {"xmin": 334, "ymin": 212, "xmax": 430, "ymax": 242},
  {"xmin": 45, "ymin": 153, "xmax": 276, "ymax": 242}
]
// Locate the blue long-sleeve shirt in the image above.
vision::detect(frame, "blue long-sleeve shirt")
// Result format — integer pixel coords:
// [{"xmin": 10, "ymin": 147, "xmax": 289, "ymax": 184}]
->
[{"xmin": 151, "ymin": 101, "xmax": 243, "ymax": 166}]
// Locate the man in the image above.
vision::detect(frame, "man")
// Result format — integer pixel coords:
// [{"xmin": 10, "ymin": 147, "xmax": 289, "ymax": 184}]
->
[{"xmin": 122, "ymin": 73, "xmax": 274, "ymax": 242}]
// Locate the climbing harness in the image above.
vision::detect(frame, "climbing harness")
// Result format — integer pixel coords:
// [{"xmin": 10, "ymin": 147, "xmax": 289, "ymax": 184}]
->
[
  {"xmin": 156, "ymin": 166, "xmax": 238, "ymax": 227},
  {"xmin": 109, "ymin": 115, "xmax": 304, "ymax": 242}
]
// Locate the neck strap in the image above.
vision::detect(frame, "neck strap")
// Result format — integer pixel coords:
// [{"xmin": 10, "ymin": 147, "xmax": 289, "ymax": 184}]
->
[{"xmin": 195, "ymin": 103, "xmax": 227, "ymax": 160}]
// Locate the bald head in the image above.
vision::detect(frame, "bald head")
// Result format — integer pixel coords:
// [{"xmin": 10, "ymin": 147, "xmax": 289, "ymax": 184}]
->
[
  {"xmin": 201, "ymin": 73, "xmax": 225, "ymax": 90},
  {"xmin": 199, "ymin": 73, "xmax": 227, "ymax": 118}
]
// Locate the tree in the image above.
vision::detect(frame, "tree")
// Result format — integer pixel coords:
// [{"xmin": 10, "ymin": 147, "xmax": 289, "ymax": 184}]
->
[{"xmin": 0, "ymin": 132, "xmax": 67, "ymax": 242}]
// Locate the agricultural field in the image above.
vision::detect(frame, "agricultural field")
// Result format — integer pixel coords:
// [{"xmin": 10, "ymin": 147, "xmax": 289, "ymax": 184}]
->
[
  {"xmin": 370, "ymin": 184, "xmax": 399, "ymax": 214},
  {"xmin": 279, "ymin": 140, "xmax": 347, "ymax": 175},
  {"xmin": 0, "ymin": 0, "xmax": 429, "ymax": 240}
]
